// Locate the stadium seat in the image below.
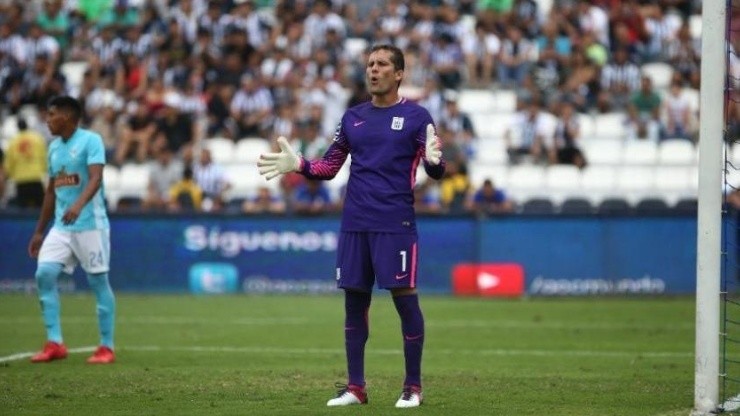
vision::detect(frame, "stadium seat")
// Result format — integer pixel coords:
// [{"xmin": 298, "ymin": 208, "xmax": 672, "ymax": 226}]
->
[
  {"xmin": 688, "ymin": 165, "xmax": 699, "ymax": 195},
  {"xmin": 658, "ymin": 139, "xmax": 696, "ymax": 165},
  {"xmin": 729, "ymin": 146, "xmax": 740, "ymax": 169},
  {"xmin": 581, "ymin": 138, "xmax": 623, "ymax": 165},
  {"xmin": 597, "ymin": 198, "xmax": 632, "ymax": 215},
  {"xmin": 103, "ymin": 165, "xmax": 121, "ymax": 190},
  {"xmin": 1, "ymin": 114, "xmax": 18, "ymax": 142},
  {"xmin": 60, "ymin": 61, "xmax": 89, "ymax": 92},
  {"xmin": 634, "ymin": 197, "xmax": 671, "ymax": 214},
  {"xmin": 471, "ymin": 113, "xmax": 511, "ymax": 140},
  {"xmin": 535, "ymin": 0, "xmax": 554, "ymax": 18},
  {"xmin": 545, "ymin": 165, "xmax": 581, "ymax": 204},
  {"xmin": 579, "ymin": 165, "xmax": 618, "ymax": 205},
  {"xmin": 616, "ymin": 166, "xmax": 656, "ymax": 204},
  {"xmin": 225, "ymin": 197, "xmax": 247, "ymax": 215},
  {"xmin": 344, "ymin": 37, "xmax": 369, "ymax": 59},
  {"xmin": 467, "ymin": 162, "xmax": 508, "ymax": 190},
  {"xmin": 102, "ymin": 165, "xmax": 121, "ymax": 208},
  {"xmin": 682, "ymin": 88, "xmax": 700, "ymax": 113},
  {"xmin": 115, "ymin": 196, "xmax": 143, "ymax": 212},
  {"xmin": 520, "ymin": 198, "xmax": 555, "ymax": 215},
  {"xmin": 492, "ymin": 89, "xmax": 518, "ymax": 113},
  {"xmin": 593, "ymin": 112, "xmax": 627, "ymax": 140},
  {"xmin": 474, "ymin": 138, "xmax": 508, "ymax": 164},
  {"xmin": 654, "ymin": 166, "xmax": 694, "ymax": 206},
  {"xmin": 622, "ymin": 140, "xmax": 658, "ymax": 165},
  {"xmin": 674, "ymin": 197, "xmax": 697, "ymax": 212},
  {"xmin": 458, "ymin": 89, "xmax": 495, "ymax": 115},
  {"xmin": 689, "ymin": 14, "xmax": 702, "ymax": 40},
  {"xmin": 224, "ymin": 164, "xmax": 273, "ymax": 200},
  {"xmin": 560, "ymin": 198, "xmax": 594, "ymax": 215},
  {"xmin": 234, "ymin": 137, "xmax": 271, "ymax": 164},
  {"xmin": 118, "ymin": 163, "xmax": 150, "ymax": 199},
  {"xmin": 726, "ymin": 168, "xmax": 740, "ymax": 192},
  {"xmin": 641, "ymin": 62, "xmax": 674, "ymax": 90},
  {"xmin": 204, "ymin": 137, "xmax": 235, "ymax": 164},
  {"xmin": 576, "ymin": 113, "xmax": 596, "ymax": 140},
  {"xmin": 507, "ymin": 164, "xmax": 547, "ymax": 203}
]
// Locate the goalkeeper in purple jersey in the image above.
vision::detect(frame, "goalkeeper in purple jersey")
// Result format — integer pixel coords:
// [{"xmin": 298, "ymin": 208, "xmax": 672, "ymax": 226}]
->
[{"xmin": 258, "ymin": 44, "xmax": 445, "ymax": 408}]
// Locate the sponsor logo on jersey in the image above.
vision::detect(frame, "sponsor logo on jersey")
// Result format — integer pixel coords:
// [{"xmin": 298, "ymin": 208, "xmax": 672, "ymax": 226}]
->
[{"xmin": 53, "ymin": 167, "xmax": 80, "ymax": 188}]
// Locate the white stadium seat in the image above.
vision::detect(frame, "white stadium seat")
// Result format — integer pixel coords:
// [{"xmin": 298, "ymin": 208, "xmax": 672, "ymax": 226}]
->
[
  {"xmin": 593, "ymin": 112, "xmax": 627, "ymax": 140},
  {"xmin": 658, "ymin": 139, "xmax": 696, "ymax": 165},
  {"xmin": 458, "ymin": 89, "xmax": 495, "ymax": 114},
  {"xmin": 616, "ymin": 166, "xmax": 656, "ymax": 204},
  {"xmin": 468, "ymin": 162, "xmax": 509, "ymax": 189},
  {"xmin": 1, "ymin": 114, "xmax": 18, "ymax": 143},
  {"xmin": 622, "ymin": 140, "xmax": 658, "ymax": 165},
  {"xmin": 682, "ymin": 88, "xmax": 700, "ymax": 113},
  {"xmin": 545, "ymin": 165, "xmax": 582, "ymax": 205},
  {"xmin": 474, "ymin": 138, "xmax": 508, "ymax": 164},
  {"xmin": 579, "ymin": 165, "xmax": 618, "ymax": 205},
  {"xmin": 581, "ymin": 138, "xmax": 623, "ymax": 165},
  {"xmin": 641, "ymin": 62, "xmax": 674, "ymax": 90},
  {"xmin": 689, "ymin": 14, "xmax": 702, "ymax": 40},
  {"xmin": 204, "ymin": 137, "xmax": 235, "ymax": 164},
  {"xmin": 118, "ymin": 163, "xmax": 150, "ymax": 198},
  {"xmin": 103, "ymin": 165, "xmax": 121, "ymax": 208},
  {"xmin": 492, "ymin": 89, "xmax": 518, "ymax": 113},
  {"xmin": 60, "ymin": 61, "xmax": 89, "ymax": 92},
  {"xmin": 234, "ymin": 138, "xmax": 272, "ymax": 164},
  {"xmin": 344, "ymin": 37, "xmax": 369, "ymax": 59},
  {"xmin": 224, "ymin": 164, "xmax": 274, "ymax": 200},
  {"xmin": 506, "ymin": 164, "xmax": 547, "ymax": 202},
  {"xmin": 103, "ymin": 165, "xmax": 121, "ymax": 190},
  {"xmin": 471, "ymin": 113, "xmax": 512, "ymax": 140},
  {"xmin": 654, "ymin": 166, "xmax": 695, "ymax": 205},
  {"xmin": 577, "ymin": 113, "xmax": 595, "ymax": 139}
]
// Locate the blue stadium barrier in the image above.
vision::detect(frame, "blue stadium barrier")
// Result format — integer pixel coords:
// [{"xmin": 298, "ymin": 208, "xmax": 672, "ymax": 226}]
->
[{"xmin": 0, "ymin": 213, "xmax": 705, "ymax": 296}]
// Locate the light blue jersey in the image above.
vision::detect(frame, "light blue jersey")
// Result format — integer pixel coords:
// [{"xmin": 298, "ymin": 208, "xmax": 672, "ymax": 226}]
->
[{"xmin": 48, "ymin": 128, "xmax": 109, "ymax": 232}]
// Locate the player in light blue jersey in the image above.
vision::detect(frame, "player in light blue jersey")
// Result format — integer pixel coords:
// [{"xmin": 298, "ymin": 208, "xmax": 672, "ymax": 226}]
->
[{"xmin": 27, "ymin": 96, "xmax": 116, "ymax": 364}]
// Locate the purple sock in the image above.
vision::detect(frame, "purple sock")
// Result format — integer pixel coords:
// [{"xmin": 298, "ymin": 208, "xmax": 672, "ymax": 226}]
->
[
  {"xmin": 393, "ymin": 294, "xmax": 424, "ymax": 388},
  {"xmin": 345, "ymin": 290, "xmax": 371, "ymax": 387}
]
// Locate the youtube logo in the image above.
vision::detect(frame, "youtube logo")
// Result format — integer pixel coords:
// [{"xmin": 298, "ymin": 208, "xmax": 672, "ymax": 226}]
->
[{"xmin": 452, "ymin": 263, "xmax": 525, "ymax": 297}]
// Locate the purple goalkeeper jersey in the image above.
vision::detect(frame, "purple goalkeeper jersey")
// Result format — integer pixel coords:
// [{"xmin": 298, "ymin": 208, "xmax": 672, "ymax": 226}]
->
[{"xmin": 300, "ymin": 98, "xmax": 445, "ymax": 233}]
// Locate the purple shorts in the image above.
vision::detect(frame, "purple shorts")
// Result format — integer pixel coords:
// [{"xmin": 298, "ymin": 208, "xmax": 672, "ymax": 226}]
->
[{"xmin": 335, "ymin": 231, "xmax": 419, "ymax": 292}]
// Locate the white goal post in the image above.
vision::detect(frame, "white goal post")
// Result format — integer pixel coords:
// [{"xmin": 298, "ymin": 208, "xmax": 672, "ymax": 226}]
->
[{"xmin": 693, "ymin": 0, "xmax": 727, "ymax": 414}]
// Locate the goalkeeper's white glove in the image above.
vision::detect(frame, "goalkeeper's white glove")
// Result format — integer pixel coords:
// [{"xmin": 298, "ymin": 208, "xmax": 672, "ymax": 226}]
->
[
  {"xmin": 425, "ymin": 123, "xmax": 442, "ymax": 166},
  {"xmin": 257, "ymin": 136, "xmax": 302, "ymax": 180}
]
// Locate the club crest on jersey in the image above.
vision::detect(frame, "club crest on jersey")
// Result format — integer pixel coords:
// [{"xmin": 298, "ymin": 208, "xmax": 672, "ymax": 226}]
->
[{"xmin": 391, "ymin": 117, "xmax": 404, "ymax": 130}]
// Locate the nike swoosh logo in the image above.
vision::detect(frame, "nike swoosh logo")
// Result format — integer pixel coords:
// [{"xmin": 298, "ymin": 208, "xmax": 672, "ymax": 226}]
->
[
  {"xmin": 395, "ymin": 273, "xmax": 408, "ymax": 280},
  {"xmin": 404, "ymin": 334, "xmax": 423, "ymax": 341},
  {"xmin": 353, "ymin": 121, "xmax": 366, "ymax": 127}
]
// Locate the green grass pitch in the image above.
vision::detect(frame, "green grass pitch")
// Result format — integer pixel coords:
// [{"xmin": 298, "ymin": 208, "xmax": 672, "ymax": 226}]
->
[{"xmin": 0, "ymin": 294, "xmax": 696, "ymax": 415}]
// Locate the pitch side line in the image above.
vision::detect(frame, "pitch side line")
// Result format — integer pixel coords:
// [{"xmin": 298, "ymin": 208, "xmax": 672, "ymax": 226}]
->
[
  {"xmin": 0, "ymin": 345, "xmax": 692, "ymax": 363},
  {"xmin": 0, "ymin": 346, "xmax": 96, "ymax": 363},
  {"xmin": 0, "ymin": 316, "xmax": 695, "ymax": 330}
]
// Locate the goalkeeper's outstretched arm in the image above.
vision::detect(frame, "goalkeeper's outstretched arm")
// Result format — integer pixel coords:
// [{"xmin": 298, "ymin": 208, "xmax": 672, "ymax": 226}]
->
[{"xmin": 257, "ymin": 136, "xmax": 348, "ymax": 181}]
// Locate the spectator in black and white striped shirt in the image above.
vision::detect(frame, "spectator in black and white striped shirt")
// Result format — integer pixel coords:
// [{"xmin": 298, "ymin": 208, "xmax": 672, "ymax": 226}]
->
[
  {"xmin": 597, "ymin": 47, "xmax": 641, "ymax": 112},
  {"xmin": 229, "ymin": 73, "xmax": 274, "ymax": 139},
  {"xmin": 193, "ymin": 148, "xmax": 231, "ymax": 212}
]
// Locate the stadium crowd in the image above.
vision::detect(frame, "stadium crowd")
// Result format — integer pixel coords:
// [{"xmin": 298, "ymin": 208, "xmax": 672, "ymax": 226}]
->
[{"xmin": 0, "ymin": 0, "xmax": 706, "ymax": 216}]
